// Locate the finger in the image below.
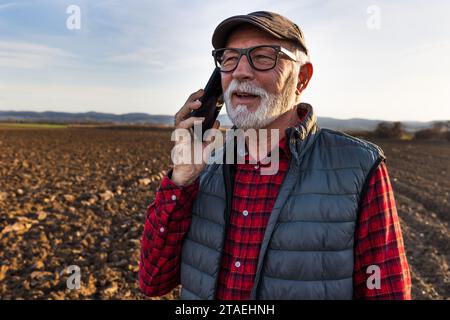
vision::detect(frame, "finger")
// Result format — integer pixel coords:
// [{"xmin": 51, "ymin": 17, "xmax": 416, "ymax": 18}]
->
[
  {"xmin": 175, "ymin": 99, "xmax": 202, "ymax": 126},
  {"xmin": 178, "ymin": 116, "xmax": 205, "ymax": 130},
  {"xmin": 212, "ymin": 120, "xmax": 220, "ymax": 130},
  {"xmin": 179, "ymin": 100, "xmax": 202, "ymax": 120},
  {"xmin": 185, "ymin": 89, "xmax": 204, "ymax": 104},
  {"xmin": 187, "ymin": 100, "xmax": 202, "ymax": 110},
  {"xmin": 181, "ymin": 101, "xmax": 202, "ymax": 121}
]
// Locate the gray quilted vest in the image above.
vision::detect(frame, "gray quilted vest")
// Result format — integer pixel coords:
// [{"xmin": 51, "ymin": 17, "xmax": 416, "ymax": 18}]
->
[{"xmin": 179, "ymin": 103, "xmax": 385, "ymax": 300}]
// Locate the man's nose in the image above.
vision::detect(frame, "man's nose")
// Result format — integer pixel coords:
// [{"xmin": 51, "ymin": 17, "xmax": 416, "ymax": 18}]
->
[{"xmin": 232, "ymin": 54, "xmax": 254, "ymax": 81}]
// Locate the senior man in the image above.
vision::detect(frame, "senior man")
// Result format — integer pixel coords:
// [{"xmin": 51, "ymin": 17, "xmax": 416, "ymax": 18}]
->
[{"xmin": 139, "ymin": 11, "xmax": 411, "ymax": 300}]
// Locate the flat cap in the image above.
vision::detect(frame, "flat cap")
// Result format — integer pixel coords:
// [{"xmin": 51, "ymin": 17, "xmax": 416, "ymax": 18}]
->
[{"xmin": 212, "ymin": 11, "xmax": 308, "ymax": 54}]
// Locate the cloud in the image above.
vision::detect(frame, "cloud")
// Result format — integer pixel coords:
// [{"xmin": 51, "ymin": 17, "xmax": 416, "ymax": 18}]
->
[
  {"xmin": 108, "ymin": 47, "xmax": 167, "ymax": 67},
  {"xmin": 0, "ymin": 83, "xmax": 167, "ymax": 114},
  {"xmin": 0, "ymin": 2, "xmax": 16, "ymax": 11},
  {"xmin": 0, "ymin": 41, "xmax": 76, "ymax": 69},
  {"xmin": 0, "ymin": 0, "xmax": 449, "ymax": 121},
  {"xmin": 107, "ymin": 46, "xmax": 209, "ymax": 73}
]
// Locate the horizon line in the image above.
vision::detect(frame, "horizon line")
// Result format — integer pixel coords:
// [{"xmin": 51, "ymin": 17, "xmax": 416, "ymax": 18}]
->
[{"xmin": 0, "ymin": 109, "xmax": 448, "ymax": 123}]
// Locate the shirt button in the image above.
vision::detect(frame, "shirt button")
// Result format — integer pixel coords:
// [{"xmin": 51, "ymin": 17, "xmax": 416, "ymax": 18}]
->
[
  {"xmin": 242, "ymin": 210, "xmax": 248, "ymax": 216},
  {"xmin": 235, "ymin": 261, "xmax": 241, "ymax": 268},
  {"xmin": 254, "ymin": 165, "xmax": 259, "ymax": 170},
  {"xmin": 171, "ymin": 194, "xmax": 177, "ymax": 201},
  {"xmin": 159, "ymin": 227, "xmax": 165, "ymax": 233}
]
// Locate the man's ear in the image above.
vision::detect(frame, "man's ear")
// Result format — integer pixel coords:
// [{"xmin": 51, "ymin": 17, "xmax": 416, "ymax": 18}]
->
[{"xmin": 296, "ymin": 63, "xmax": 313, "ymax": 95}]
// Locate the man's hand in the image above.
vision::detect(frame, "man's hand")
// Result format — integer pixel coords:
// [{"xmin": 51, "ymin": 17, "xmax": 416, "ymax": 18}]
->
[{"xmin": 171, "ymin": 89, "xmax": 220, "ymax": 187}]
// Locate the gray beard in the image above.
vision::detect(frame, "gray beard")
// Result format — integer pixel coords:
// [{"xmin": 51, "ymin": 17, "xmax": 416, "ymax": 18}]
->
[{"xmin": 224, "ymin": 71, "xmax": 297, "ymax": 130}]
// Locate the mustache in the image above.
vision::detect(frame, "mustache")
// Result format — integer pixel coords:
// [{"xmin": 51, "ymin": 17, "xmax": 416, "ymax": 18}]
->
[{"xmin": 224, "ymin": 80, "xmax": 269, "ymax": 102}]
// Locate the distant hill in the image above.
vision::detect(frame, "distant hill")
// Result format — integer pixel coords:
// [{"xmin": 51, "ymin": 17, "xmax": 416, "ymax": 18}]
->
[
  {"xmin": 0, "ymin": 111, "xmax": 174, "ymax": 125},
  {"xmin": 0, "ymin": 110, "xmax": 443, "ymax": 132},
  {"xmin": 218, "ymin": 114, "xmax": 438, "ymax": 132}
]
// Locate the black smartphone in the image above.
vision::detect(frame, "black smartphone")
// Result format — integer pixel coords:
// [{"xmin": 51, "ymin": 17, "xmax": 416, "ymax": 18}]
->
[{"xmin": 189, "ymin": 67, "xmax": 223, "ymax": 139}]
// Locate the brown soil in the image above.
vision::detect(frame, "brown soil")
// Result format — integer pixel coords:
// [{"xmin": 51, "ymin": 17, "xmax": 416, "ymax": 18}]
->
[
  {"xmin": 370, "ymin": 139, "xmax": 449, "ymax": 300},
  {"xmin": 0, "ymin": 128, "xmax": 448, "ymax": 299}
]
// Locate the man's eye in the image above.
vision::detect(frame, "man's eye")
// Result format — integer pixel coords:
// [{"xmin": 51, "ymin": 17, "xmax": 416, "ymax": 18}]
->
[
  {"xmin": 253, "ymin": 55, "xmax": 275, "ymax": 63},
  {"xmin": 222, "ymin": 56, "xmax": 238, "ymax": 66}
]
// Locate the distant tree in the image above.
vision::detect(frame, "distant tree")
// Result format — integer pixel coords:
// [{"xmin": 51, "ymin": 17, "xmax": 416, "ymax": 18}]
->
[
  {"xmin": 374, "ymin": 121, "xmax": 404, "ymax": 139},
  {"xmin": 415, "ymin": 121, "xmax": 450, "ymax": 140},
  {"xmin": 414, "ymin": 129, "xmax": 436, "ymax": 140},
  {"xmin": 432, "ymin": 121, "xmax": 450, "ymax": 132}
]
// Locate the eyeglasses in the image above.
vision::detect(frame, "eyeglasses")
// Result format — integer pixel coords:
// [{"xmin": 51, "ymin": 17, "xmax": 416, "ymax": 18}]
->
[{"xmin": 212, "ymin": 45, "xmax": 298, "ymax": 73}]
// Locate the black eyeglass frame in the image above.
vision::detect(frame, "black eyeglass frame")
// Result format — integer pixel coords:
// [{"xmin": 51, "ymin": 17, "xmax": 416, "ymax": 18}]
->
[{"xmin": 212, "ymin": 45, "xmax": 298, "ymax": 73}]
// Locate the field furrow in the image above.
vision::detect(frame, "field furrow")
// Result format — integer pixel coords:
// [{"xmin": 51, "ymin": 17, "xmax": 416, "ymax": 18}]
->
[{"xmin": 0, "ymin": 128, "xmax": 448, "ymax": 299}]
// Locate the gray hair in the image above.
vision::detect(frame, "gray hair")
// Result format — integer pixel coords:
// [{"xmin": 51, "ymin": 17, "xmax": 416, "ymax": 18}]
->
[
  {"xmin": 295, "ymin": 48, "xmax": 310, "ymax": 66},
  {"xmin": 283, "ymin": 42, "xmax": 310, "ymax": 67}
]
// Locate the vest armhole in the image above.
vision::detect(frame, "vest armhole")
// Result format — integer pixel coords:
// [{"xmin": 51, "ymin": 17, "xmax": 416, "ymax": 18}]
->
[
  {"xmin": 356, "ymin": 156, "xmax": 385, "ymax": 217},
  {"xmin": 353, "ymin": 156, "xmax": 384, "ymax": 300}
]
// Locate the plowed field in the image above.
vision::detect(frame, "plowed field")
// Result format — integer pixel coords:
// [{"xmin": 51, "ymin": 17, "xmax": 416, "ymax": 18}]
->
[{"xmin": 0, "ymin": 127, "xmax": 448, "ymax": 299}]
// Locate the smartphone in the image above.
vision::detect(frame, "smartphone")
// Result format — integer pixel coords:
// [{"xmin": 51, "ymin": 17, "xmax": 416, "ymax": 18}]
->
[{"xmin": 189, "ymin": 67, "xmax": 223, "ymax": 139}]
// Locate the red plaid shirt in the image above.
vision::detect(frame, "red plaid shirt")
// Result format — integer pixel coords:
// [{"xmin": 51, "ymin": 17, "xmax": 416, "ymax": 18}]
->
[{"xmin": 140, "ymin": 126, "xmax": 411, "ymax": 300}]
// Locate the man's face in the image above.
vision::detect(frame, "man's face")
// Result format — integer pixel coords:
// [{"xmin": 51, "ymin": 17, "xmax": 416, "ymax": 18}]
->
[{"xmin": 221, "ymin": 25, "xmax": 298, "ymax": 129}]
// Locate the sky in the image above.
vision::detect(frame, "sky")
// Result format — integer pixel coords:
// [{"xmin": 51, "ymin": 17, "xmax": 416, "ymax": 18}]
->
[{"xmin": 0, "ymin": 0, "xmax": 449, "ymax": 121}]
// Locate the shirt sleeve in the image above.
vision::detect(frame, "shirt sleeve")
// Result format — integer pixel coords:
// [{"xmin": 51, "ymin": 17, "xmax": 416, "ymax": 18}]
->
[
  {"xmin": 139, "ymin": 170, "xmax": 200, "ymax": 297},
  {"xmin": 353, "ymin": 161, "xmax": 412, "ymax": 299}
]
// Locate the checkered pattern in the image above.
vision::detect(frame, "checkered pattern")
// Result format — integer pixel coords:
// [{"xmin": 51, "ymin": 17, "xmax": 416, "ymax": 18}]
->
[
  {"xmin": 353, "ymin": 162, "xmax": 411, "ymax": 299},
  {"xmin": 140, "ymin": 133, "xmax": 411, "ymax": 300},
  {"xmin": 139, "ymin": 178, "xmax": 200, "ymax": 296},
  {"xmin": 215, "ymin": 137, "xmax": 291, "ymax": 299}
]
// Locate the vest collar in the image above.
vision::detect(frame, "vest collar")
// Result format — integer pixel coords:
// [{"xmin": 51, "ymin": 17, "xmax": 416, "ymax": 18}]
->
[{"xmin": 285, "ymin": 102, "xmax": 320, "ymax": 163}]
